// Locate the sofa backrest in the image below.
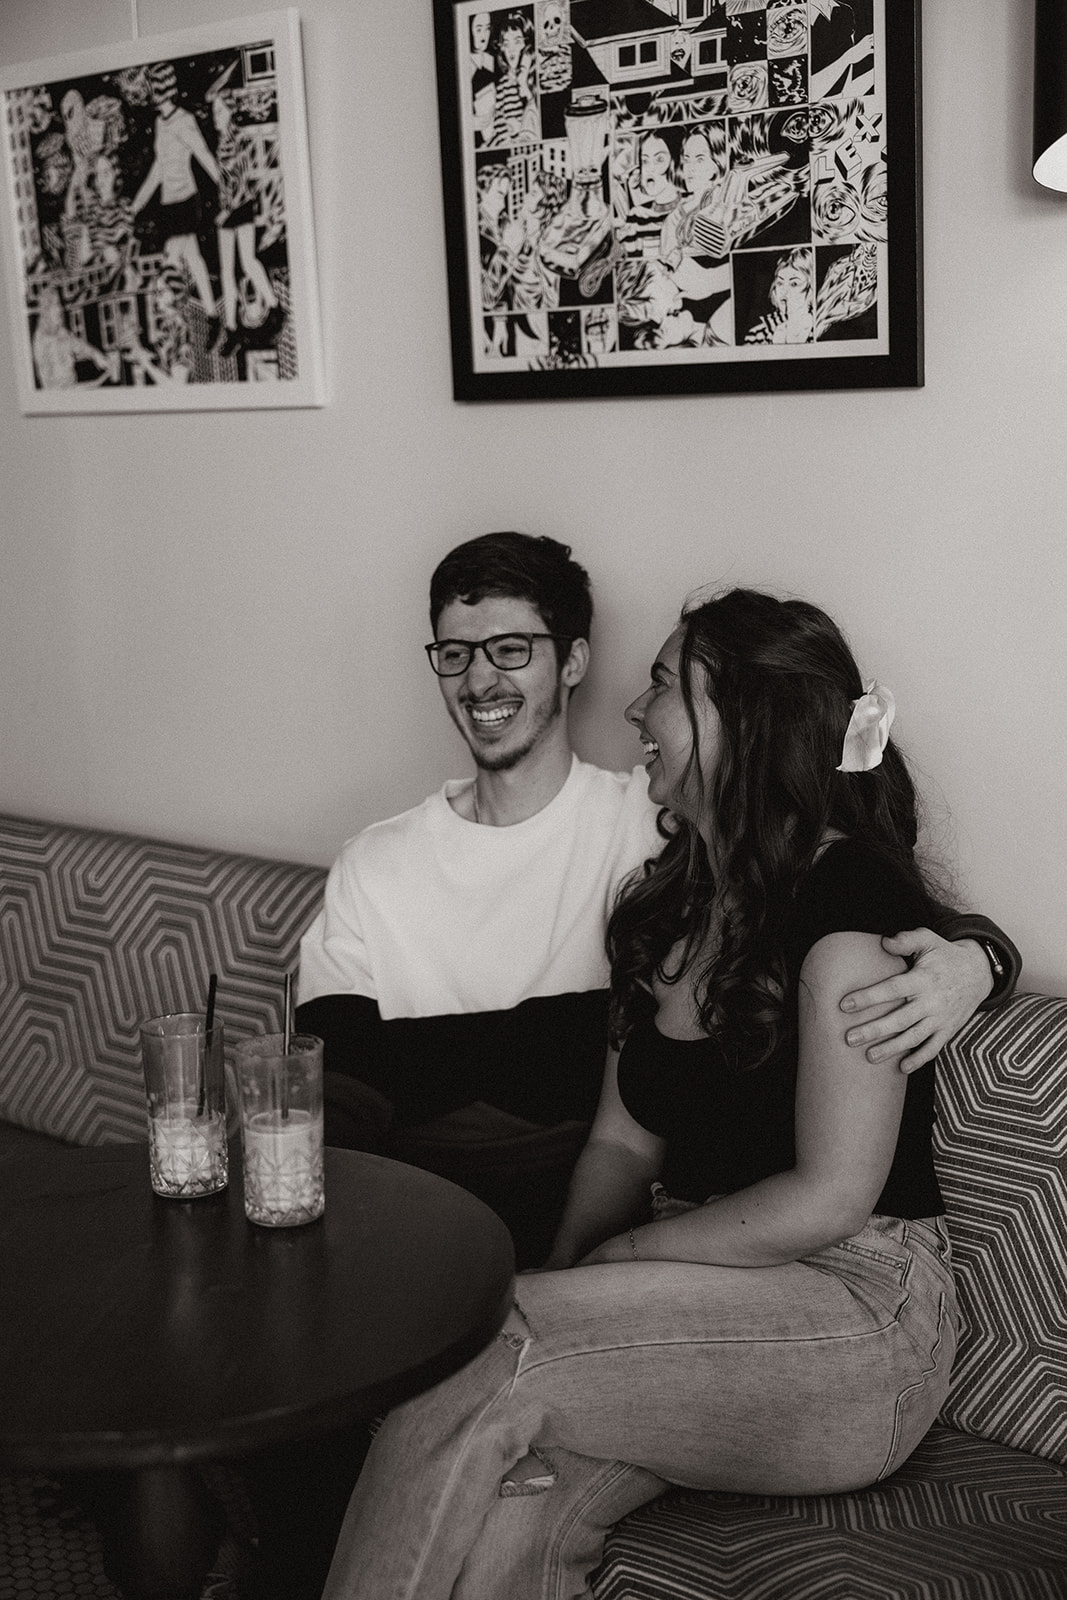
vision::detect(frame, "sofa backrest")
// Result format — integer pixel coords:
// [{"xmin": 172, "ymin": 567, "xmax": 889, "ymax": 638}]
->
[
  {"xmin": 4, "ymin": 813, "xmax": 1065, "ymax": 1465},
  {"xmin": 0, "ymin": 814, "xmax": 326, "ymax": 1144},
  {"xmin": 934, "ymin": 992, "xmax": 1067, "ymax": 1466}
]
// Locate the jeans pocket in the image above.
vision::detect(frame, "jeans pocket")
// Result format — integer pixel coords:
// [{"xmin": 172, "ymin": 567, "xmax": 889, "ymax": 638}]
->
[
  {"xmin": 878, "ymin": 1288, "xmax": 955, "ymax": 1479},
  {"xmin": 905, "ymin": 1215, "xmax": 953, "ymax": 1267},
  {"xmin": 834, "ymin": 1237, "xmax": 907, "ymax": 1274},
  {"xmin": 813, "ymin": 1226, "xmax": 911, "ymax": 1323}
]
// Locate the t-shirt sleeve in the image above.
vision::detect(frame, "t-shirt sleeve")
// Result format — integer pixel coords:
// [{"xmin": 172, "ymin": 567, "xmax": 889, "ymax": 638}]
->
[
  {"xmin": 297, "ymin": 847, "xmax": 376, "ymax": 1004},
  {"xmin": 791, "ymin": 844, "xmax": 933, "ymax": 966}
]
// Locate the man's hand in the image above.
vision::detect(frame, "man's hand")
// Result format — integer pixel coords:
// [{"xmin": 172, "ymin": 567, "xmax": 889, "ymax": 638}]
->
[{"xmin": 840, "ymin": 929, "xmax": 993, "ymax": 1074}]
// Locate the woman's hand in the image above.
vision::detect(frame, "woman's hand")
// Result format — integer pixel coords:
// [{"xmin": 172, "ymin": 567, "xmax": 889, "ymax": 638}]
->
[
  {"xmin": 840, "ymin": 929, "xmax": 993, "ymax": 1073},
  {"xmin": 540, "ymin": 1050, "xmax": 664, "ymax": 1271},
  {"xmin": 576, "ymin": 1232, "xmax": 633, "ymax": 1267}
]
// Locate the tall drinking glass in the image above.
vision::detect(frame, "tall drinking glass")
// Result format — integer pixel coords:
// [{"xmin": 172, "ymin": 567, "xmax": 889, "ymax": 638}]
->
[
  {"xmin": 140, "ymin": 1012, "xmax": 228, "ymax": 1198},
  {"xmin": 235, "ymin": 1033, "xmax": 325, "ymax": 1227}
]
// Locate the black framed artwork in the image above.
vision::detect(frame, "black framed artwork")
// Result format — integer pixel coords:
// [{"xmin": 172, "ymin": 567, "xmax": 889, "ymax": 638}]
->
[{"xmin": 432, "ymin": 0, "xmax": 922, "ymax": 401}]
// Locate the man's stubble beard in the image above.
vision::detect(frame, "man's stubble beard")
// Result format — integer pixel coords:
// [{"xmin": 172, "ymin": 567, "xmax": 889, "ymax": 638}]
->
[{"xmin": 468, "ymin": 679, "xmax": 564, "ymax": 773}]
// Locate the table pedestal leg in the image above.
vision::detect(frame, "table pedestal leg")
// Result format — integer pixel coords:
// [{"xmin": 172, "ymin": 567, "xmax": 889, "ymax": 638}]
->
[{"xmin": 79, "ymin": 1464, "xmax": 225, "ymax": 1600}]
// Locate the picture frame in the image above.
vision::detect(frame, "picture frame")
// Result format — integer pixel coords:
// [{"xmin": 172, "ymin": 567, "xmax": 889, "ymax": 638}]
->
[
  {"xmin": 0, "ymin": 9, "xmax": 324, "ymax": 413},
  {"xmin": 432, "ymin": 0, "xmax": 922, "ymax": 401}
]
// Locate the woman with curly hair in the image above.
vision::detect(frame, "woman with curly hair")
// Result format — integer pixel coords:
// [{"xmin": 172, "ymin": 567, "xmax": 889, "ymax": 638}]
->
[
  {"xmin": 490, "ymin": 11, "xmax": 538, "ymax": 147},
  {"xmin": 322, "ymin": 587, "xmax": 960, "ymax": 1600}
]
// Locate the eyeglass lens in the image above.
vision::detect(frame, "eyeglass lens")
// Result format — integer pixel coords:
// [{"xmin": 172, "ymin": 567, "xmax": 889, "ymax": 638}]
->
[{"xmin": 431, "ymin": 635, "xmax": 534, "ymax": 675}]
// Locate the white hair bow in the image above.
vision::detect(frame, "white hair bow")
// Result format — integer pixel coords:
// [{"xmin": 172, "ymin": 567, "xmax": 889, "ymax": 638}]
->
[{"xmin": 837, "ymin": 681, "xmax": 896, "ymax": 773}]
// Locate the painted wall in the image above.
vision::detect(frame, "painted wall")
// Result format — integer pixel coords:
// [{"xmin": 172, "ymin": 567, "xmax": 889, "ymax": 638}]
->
[{"xmin": 1, "ymin": 1, "xmax": 1063, "ymax": 993}]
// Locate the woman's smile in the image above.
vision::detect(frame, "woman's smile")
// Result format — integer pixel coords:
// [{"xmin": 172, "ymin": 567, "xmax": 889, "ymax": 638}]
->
[{"xmin": 626, "ymin": 628, "xmax": 720, "ymax": 822}]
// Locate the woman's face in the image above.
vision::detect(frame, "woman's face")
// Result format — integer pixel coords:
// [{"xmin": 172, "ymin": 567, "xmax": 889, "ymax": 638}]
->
[
  {"xmin": 471, "ymin": 13, "xmax": 491, "ymax": 52},
  {"xmin": 640, "ymin": 136, "xmax": 672, "ymax": 194},
  {"xmin": 501, "ymin": 25, "xmax": 524, "ymax": 66},
  {"xmin": 771, "ymin": 259, "xmax": 809, "ymax": 310},
  {"xmin": 625, "ymin": 628, "xmax": 721, "ymax": 821},
  {"xmin": 680, "ymin": 133, "xmax": 717, "ymax": 195}
]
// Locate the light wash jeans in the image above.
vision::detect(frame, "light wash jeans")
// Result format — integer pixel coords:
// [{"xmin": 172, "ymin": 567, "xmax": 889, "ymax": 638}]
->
[{"xmin": 320, "ymin": 1214, "xmax": 957, "ymax": 1600}]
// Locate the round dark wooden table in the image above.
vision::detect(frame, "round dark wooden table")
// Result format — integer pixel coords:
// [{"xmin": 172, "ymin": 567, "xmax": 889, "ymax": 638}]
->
[{"xmin": 0, "ymin": 1140, "xmax": 515, "ymax": 1599}]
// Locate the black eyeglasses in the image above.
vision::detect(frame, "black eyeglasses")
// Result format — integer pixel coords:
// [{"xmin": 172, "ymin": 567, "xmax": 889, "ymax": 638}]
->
[{"xmin": 424, "ymin": 633, "xmax": 571, "ymax": 677}]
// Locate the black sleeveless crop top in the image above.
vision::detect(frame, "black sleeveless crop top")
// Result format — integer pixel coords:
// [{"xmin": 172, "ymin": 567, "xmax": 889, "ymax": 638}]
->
[{"xmin": 615, "ymin": 839, "xmax": 945, "ymax": 1218}]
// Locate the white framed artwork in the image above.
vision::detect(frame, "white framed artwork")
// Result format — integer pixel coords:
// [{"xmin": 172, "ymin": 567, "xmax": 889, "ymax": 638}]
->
[{"xmin": 0, "ymin": 10, "xmax": 324, "ymax": 412}]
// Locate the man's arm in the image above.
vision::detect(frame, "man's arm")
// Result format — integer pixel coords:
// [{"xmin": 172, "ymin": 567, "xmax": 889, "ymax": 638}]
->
[
  {"xmin": 293, "ymin": 992, "xmax": 394, "ymax": 1150},
  {"xmin": 934, "ymin": 913, "xmax": 1022, "ymax": 1006},
  {"xmin": 840, "ymin": 915, "xmax": 1022, "ymax": 1074},
  {"xmin": 296, "ymin": 855, "xmax": 397, "ymax": 1148}
]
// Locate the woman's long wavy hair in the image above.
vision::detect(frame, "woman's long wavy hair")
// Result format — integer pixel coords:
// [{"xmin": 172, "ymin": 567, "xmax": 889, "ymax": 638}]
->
[{"xmin": 607, "ymin": 588, "xmax": 942, "ymax": 1064}]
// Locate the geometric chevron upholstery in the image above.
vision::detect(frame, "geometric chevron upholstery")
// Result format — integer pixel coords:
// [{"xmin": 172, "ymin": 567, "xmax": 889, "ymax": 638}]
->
[
  {"xmin": 932, "ymin": 994, "xmax": 1067, "ymax": 1466},
  {"xmin": 0, "ymin": 814, "xmax": 325, "ymax": 1145},
  {"xmin": 593, "ymin": 993, "xmax": 1067, "ymax": 1599},
  {"xmin": 594, "ymin": 1424, "xmax": 1067, "ymax": 1599}
]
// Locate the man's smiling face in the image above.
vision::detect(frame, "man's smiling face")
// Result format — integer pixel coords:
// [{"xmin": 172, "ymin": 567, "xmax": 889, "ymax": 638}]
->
[{"xmin": 434, "ymin": 594, "xmax": 571, "ymax": 773}]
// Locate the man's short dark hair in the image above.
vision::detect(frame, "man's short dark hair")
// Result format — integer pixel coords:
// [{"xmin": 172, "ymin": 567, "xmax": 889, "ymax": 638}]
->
[{"xmin": 429, "ymin": 532, "xmax": 593, "ymax": 661}]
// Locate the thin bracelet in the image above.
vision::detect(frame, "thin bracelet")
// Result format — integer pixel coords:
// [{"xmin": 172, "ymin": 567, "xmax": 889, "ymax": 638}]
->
[{"xmin": 628, "ymin": 1227, "xmax": 639, "ymax": 1259}]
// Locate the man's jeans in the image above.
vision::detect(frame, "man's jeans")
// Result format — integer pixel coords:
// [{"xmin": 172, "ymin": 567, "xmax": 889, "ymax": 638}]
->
[{"xmin": 321, "ymin": 1214, "xmax": 957, "ymax": 1600}]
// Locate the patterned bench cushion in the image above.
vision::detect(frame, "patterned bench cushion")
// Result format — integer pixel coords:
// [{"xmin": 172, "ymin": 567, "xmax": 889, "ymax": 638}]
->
[
  {"xmin": 0, "ymin": 815, "xmax": 325, "ymax": 1144},
  {"xmin": 933, "ymin": 994, "xmax": 1067, "ymax": 1466},
  {"xmin": 592, "ymin": 1423, "xmax": 1067, "ymax": 1600}
]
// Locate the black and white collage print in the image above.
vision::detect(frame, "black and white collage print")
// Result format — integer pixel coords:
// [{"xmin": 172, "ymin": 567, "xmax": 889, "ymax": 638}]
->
[
  {"xmin": 461, "ymin": 0, "xmax": 886, "ymax": 371},
  {"xmin": 5, "ymin": 38, "xmax": 295, "ymax": 391}
]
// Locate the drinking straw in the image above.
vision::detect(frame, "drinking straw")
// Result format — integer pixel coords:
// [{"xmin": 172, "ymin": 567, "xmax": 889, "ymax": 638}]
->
[
  {"xmin": 199, "ymin": 972, "xmax": 218, "ymax": 1116},
  {"xmin": 281, "ymin": 972, "xmax": 292, "ymax": 1120},
  {"xmin": 282, "ymin": 972, "xmax": 292, "ymax": 1053},
  {"xmin": 206, "ymin": 972, "xmax": 218, "ymax": 1043}
]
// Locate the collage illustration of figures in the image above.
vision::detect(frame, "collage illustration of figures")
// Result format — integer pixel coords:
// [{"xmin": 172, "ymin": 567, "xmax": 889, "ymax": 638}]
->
[
  {"xmin": 3, "ymin": 37, "xmax": 299, "ymax": 393},
  {"xmin": 456, "ymin": 0, "xmax": 888, "ymax": 372}
]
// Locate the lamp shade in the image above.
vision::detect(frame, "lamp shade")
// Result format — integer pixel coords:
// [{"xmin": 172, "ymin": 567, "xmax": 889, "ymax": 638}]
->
[{"xmin": 1034, "ymin": 0, "xmax": 1067, "ymax": 189}]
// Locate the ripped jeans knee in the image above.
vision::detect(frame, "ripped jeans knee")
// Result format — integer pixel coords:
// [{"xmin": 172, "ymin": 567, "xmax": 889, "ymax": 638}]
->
[
  {"xmin": 495, "ymin": 1296, "xmax": 534, "ymax": 1361},
  {"xmin": 500, "ymin": 1446, "xmax": 557, "ymax": 1497},
  {"xmin": 494, "ymin": 1299, "xmax": 556, "ymax": 1497}
]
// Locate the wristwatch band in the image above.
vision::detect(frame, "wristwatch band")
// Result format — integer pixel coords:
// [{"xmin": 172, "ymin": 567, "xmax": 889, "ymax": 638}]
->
[
  {"xmin": 975, "ymin": 937, "xmax": 1007, "ymax": 987},
  {"xmin": 936, "ymin": 913, "xmax": 1021, "ymax": 1008}
]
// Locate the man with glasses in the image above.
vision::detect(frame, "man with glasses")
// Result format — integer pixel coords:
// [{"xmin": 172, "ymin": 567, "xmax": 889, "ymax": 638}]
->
[{"xmin": 297, "ymin": 531, "xmax": 1019, "ymax": 1268}]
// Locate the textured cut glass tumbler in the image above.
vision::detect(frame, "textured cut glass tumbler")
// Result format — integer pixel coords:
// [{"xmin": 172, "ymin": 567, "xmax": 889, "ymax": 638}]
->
[
  {"xmin": 140, "ymin": 1012, "xmax": 228, "ymax": 1198},
  {"xmin": 235, "ymin": 1033, "xmax": 325, "ymax": 1227}
]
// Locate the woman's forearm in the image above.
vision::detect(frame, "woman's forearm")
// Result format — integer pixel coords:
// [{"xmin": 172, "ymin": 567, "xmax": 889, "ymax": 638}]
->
[
  {"xmin": 543, "ymin": 1138, "xmax": 657, "ymax": 1269},
  {"xmin": 592, "ymin": 1169, "xmax": 871, "ymax": 1269}
]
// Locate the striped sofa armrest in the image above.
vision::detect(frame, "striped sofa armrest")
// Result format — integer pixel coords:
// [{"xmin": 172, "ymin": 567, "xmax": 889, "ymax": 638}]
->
[
  {"xmin": 933, "ymin": 992, "xmax": 1067, "ymax": 1465},
  {"xmin": 0, "ymin": 814, "xmax": 325, "ymax": 1145}
]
